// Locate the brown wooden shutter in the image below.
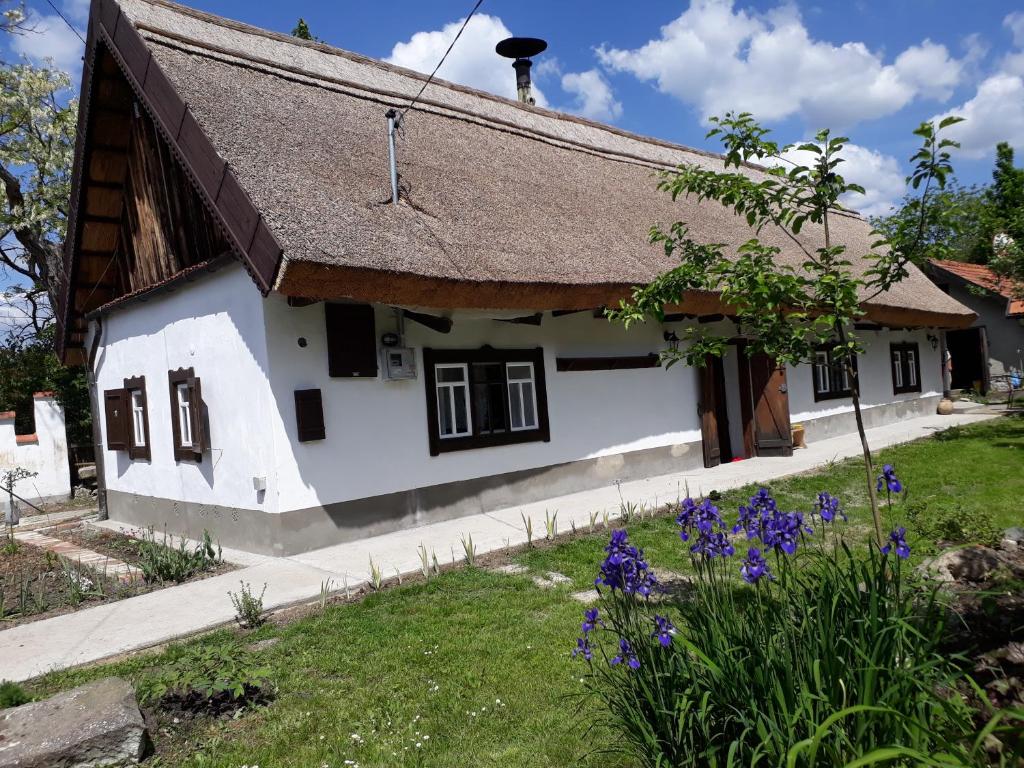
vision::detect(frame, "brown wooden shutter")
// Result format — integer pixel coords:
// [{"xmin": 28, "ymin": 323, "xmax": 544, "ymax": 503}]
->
[
  {"xmin": 294, "ymin": 389, "xmax": 326, "ymax": 442},
  {"xmin": 187, "ymin": 376, "xmax": 205, "ymax": 456},
  {"xmin": 325, "ymin": 303, "xmax": 378, "ymax": 378},
  {"xmin": 103, "ymin": 388, "xmax": 129, "ymax": 451},
  {"xmin": 124, "ymin": 376, "xmax": 151, "ymax": 461}
]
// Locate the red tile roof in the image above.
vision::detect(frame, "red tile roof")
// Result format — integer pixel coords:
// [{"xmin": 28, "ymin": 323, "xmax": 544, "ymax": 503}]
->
[{"xmin": 929, "ymin": 259, "xmax": 1024, "ymax": 317}]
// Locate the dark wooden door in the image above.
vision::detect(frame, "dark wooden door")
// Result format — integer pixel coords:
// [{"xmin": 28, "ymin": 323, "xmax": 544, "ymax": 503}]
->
[
  {"xmin": 748, "ymin": 353, "xmax": 793, "ymax": 457},
  {"xmin": 699, "ymin": 356, "xmax": 732, "ymax": 468}
]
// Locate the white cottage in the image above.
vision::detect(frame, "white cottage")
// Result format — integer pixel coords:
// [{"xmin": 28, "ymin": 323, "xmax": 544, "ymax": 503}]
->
[{"xmin": 56, "ymin": 0, "xmax": 975, "ymax": 555}]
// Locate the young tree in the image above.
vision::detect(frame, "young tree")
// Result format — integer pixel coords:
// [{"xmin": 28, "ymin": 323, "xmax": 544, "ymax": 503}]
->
[
  {"xmin": 291, "ymin": 18, "xmax": 321, "ymax": 42},
  {"xmin": 611, "ymin": 113, "xmax": 961, "ymax": 545}
]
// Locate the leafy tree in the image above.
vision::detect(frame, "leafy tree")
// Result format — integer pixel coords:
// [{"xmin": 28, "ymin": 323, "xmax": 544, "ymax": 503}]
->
[
  {"xmin": 291, "ymin": 18, "xmax": 320, "ymax": 43},
  {"xmin": 611, "ymin": 113, "xmax": 961, "ymax": 545},
  {"xmin": 985, "ymin": 143, "xmax": 1024, "ymax": 296}
]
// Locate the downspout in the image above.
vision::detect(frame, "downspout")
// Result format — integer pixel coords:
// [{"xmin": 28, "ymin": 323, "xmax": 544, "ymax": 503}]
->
[
  {"xmin": 386, "ymin": 109, "xmax": 399, "ymax": 206},
  {"xmin": 86, "ymin": 317, "xmax": 108, "ymax": 519}
]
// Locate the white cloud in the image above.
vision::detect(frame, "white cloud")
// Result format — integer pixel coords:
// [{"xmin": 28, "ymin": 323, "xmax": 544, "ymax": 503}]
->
[
  {"xmin": 1006, "ymin": 12, "xmax": 1024, "ymax": 48},
  {"xmin": 561, "ymin": 69, "xmax": 622, "ymax": 121},
  {"xmin": 932, "ymin": 73, "xmax": 1024, "ymax": 158},
  {"xmin": 596, "ymin": 0, "xmax": 965, "ymax": 128},
  {"xmin": 776, "ymin": 142, "xmax": 905, "ymax": 218},
  {"xmin": 386, "ymin": 13, "xmax": 548, "ymax": 107},
  {"xmin": 9, "ymin": 5, "xmax": 85, "ymax": 75}
]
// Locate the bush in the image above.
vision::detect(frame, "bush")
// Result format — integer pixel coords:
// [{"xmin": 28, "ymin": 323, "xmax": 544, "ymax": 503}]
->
[
  {"xmin": 573, "ymin": 483, "xmax": 992, "ymax": 766},
  {"xmin": 228, "ymin": 581, "xmax": 266, "ymax": 629},
  {"xmin": 0, "ymin": 681, "xmax": 31, "ymax": 708},
  {"xmin": 136, "ymin": 642, "xmax": 273, "ymax": 715},
  {"xmin": 907, "ymin": 500, "xmax": 1002, "ymax": 547},
  {"xmin": 137, "ymin": 528, "xmax": 222, "ymax": 584}
]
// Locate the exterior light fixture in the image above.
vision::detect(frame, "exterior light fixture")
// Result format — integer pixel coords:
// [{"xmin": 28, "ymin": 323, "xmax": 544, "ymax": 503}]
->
[
  {"xmin": 663, "ymin": 330, "xmax": 680, "ymax": 353},
  {"xmin": 926, "ymin": 333, "xmax": 939, "ymax": 350}
]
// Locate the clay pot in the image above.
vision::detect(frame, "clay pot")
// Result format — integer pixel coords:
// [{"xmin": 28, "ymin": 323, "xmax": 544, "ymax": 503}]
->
[
  {"xmin": 791, "ymin": 424, "xmax": 806, "ymax": 449},
  {"xmin": 936, "ymin": 398, "xmax": 954, "ymax": 415}
]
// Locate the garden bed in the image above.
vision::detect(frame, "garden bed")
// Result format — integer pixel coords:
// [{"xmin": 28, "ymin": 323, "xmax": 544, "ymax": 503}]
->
[{"xmin": 0, "ymin": 525, "xmax": 234, "ymax": 628}]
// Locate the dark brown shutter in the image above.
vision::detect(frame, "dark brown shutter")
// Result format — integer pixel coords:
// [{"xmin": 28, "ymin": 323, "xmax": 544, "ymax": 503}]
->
[
  {"xmin": 188, "ymin": 376, "xmax": 205, "ymax": 455},
  {"xmin": 103, "ymin": 388, "xmax": 129, "ymax": 451},
  {"xmin": 124, "ymin": 376, "xmax": 151, "ymax": 461},
  {"xmin": 294, "ymin": 389, "xmax": 326, "ymax": 442},
  {"xmin": 325, "ymin": 303, "xmax": 378, "ymax": 378}
]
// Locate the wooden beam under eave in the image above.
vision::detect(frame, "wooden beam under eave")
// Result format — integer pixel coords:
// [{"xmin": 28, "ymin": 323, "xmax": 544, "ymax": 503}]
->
[
  {"xmin": 80, "ymin": 221, "xmax": 119, "ymax": 251},
  {"xmin": 74, "ymin": 286, "xmax": 115, "ymax": 313},
  {"xmin": 88, "ymin": 149, "xmax": 128, "ymax": 184},
  {"xmin": 84, "ymin": 185, "xmax": 124, "ymax": 218}
]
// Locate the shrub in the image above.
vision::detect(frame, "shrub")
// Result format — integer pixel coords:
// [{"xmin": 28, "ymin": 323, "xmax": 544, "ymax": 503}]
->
[
  {"xmin": 228, "ymin": 580, "xmax": 266, "ymax": 629},
  {"xmin": 0, "ymin": 681, "xmax": 31, "ymax": 708},
  {"xmin": 136, "ymin": 642, "xmax": 273, "ymax": 715},
  {"xmin": 573, "ymin": 480, "xmax": 987, "ymax": 766},
  {"xmin": 907, "ymin": 500, "xmax": 1002, "ymax": 548},
  {"xmin": 137, "ymin": 528, "xmax": 222, "ymax": 584}
]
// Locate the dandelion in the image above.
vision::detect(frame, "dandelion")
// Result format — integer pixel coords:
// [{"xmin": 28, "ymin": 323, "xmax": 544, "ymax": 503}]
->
[{"xmin": 881, "ymin": 527, "xmax": 911, "ymax": 559}]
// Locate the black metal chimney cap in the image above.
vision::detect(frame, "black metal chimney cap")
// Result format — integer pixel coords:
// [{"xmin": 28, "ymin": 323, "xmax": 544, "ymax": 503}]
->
[{"xmin": 496, "ymin": 37, "xmax": 547, "ymax": 60}]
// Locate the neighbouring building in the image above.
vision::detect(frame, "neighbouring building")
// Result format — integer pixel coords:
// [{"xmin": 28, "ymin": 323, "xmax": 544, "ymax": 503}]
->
[
  {"xmin": 0, "ymin": 393, "xmax": 71, "ymax": 511},
  {"xmin": 54, "ymin": 0, "xmax": 975, "ymax": 556},
  {"xmin": 927, "ymin": 258, "xmax": 1024, "ymax": 393}
]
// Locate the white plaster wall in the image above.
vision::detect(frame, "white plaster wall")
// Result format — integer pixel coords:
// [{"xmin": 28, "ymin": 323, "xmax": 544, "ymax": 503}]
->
[
  {"xmin": 788, "ymin": 327, "xmax": 942, "ymax": 425},
  {"xmin": 262, "ymin": 301, "xmax": 702, "ymax": 512},
  {"xmin": 0, "ymin": 395, "xmax": 71, "ymax": 508},
  {"xmin": 93, "ymin": 265, "xmax": 280, "ymax": 513},
  {"xmin": 944, "ymin": 281, "xmax": 1024, "ymax": 376}
]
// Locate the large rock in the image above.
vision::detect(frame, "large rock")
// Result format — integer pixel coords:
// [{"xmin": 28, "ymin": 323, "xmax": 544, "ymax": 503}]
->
[
  {"xmin": 919, "ymin": 546, "xmax": 1005, "ymax": 583},
  {"xmin": 0, "ymin": 677, "xmax": 149, "ymax": 767}
]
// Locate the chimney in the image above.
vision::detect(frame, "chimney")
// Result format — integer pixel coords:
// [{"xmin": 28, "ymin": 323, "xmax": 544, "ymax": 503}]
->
[{"xmin": 496, "ymin": 37, "xmax": 548, "ymax": 105}]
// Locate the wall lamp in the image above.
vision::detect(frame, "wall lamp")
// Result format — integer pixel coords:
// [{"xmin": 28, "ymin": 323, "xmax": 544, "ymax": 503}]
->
[
  {"xmin": 663, "ymin": 330, "xmax": 680, "ymax": 353},
  {"xmin": 926, "ymin": 333, "xmax": 939, "ymax": 351}
]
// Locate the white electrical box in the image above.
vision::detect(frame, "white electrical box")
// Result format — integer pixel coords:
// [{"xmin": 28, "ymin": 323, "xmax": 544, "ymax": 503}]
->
[{"xmin": 382, "ymin": 347, "xmax": 417, "ymax": 380}]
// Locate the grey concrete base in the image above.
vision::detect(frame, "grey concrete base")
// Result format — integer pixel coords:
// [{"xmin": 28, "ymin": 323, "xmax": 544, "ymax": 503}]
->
[
  {"xmin": 107, "ymin": 440, "xmax": 706, "ymax": 556},
  {"xmin": 107, "ymin": 395, "xmax": 942, "ymax": 556},
  {"xmin": 797, "ymin": 395, "xmax": 941, "ymax": 443}
]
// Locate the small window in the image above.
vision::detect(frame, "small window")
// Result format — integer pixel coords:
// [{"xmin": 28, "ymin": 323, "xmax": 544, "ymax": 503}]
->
[
  {"xmin": 168, "ymin": 368, "xmax": 205, "ymax": 461},
  {"xmin": 424, "ymin": 348, "xmax": 549, "ymax": 455},
  {"xmin": 812, "ymin": 346, "xmax": 856, "ymax": 402},
  {"xmin": 124, "ymin": 376, "xmax": 150, "ymax": 461},
  {"xmin": 890, "ymin": 343, "xmax": 922, "ymax": 395}
]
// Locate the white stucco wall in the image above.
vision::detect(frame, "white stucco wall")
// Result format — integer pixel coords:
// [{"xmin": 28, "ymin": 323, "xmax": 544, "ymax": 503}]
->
[
  {"xmin": 92, "ymin": 264, "xmax": 281, "ymax": 514},
  {"xmin": 0, "ymin": 394, "xmax": 71, "ymax": 508},
  {"xmin": 788, "ymin": 327, "xmax": 942, "ymax": 425},
  {"xmin": 262, "ymin": 300, "xmax": 702, "ymax": 513}
]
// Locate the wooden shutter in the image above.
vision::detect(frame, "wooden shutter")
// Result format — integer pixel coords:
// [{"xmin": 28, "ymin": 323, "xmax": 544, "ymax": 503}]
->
[
  {"xmin": 124, "ymin": 376, "xmax": 150, "ymax": 461},
  {"xmin": 325, "ymin": 303, "xmax": 378, "ymax": 378},
  {"xmin": 103, "ymin": 388, "xmax": 129, "ymax": 451},
  {"xmin": 294, "ymin": 388, "xmax": 326, "ymax": 442},
  {"xmin": 187, "ymin": 376, "xmax": 205, "ymax": 456}
]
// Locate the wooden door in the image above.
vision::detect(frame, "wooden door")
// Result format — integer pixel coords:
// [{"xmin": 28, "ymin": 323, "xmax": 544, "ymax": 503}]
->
[
  {"xmin": 699, "ymin": 356, "xmax": 731, "ymax": 468},
  {"xmin": 748, "ymin": 353, "xmax": 793, "ymax": 457}
]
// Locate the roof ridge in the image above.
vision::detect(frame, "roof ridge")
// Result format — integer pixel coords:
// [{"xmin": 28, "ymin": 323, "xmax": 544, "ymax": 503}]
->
[{"xmin": 125, "ymin": 0, "xmax": 866, "ymax": 224}]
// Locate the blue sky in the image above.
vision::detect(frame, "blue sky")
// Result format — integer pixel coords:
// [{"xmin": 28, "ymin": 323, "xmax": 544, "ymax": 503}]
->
[{"xmin": 8, "ymin": 0, "xmax": 1024, "ymax": 218}]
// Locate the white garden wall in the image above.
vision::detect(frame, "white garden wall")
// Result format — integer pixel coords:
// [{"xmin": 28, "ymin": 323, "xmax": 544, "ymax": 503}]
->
[{"xmin": 0, "ymin": 393, "xmax": 71, "ymax": 509}]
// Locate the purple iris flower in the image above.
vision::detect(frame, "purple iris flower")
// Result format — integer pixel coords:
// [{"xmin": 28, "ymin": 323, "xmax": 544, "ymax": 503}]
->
[
  {"xmin": 675, "ymin": 498, "xmax": 698, "ymax": 542},
  {"xmin": 816, "ymin": 492, "xmax": 846, "ymax": 523},
  {"xmin": 740, "ymin": 547, "xmax": 772, "ymax": 583},
  {"xmin": 651, "ymin": 614, "xmax": 675, "ymax": 648},
  {"xmin": 877, "ymin": 464, "xmax": 903, "ymax": 494},
  {"xmin": 733, "ymin": 488, "xmax": 778, "ymax": 540},
  {"xmin": 881, "ymin": 527, "xmax": 911, "ymax": 559},
  {"xmin": 611, "ymin": 637, "xmax": 640, "ymax": 670},
  {"xmin": 581, "ymin": 607, "xmax": 603, "ymax": 634},
  {"xmin": 761, "ymin": 510, "xmax": 812, "ymax": 555},
  {"xmin": 595, "ymin": 530, "xmax": 658, "ymax": 597},
  {"xmin": 572, "ymin": 636, "xmax": 593, "ymax": 661}
]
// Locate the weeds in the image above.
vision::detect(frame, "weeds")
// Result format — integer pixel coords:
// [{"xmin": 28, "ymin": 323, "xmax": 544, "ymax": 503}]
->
[
  {"xmin": 461, "ymin": 533, "xmax": 476, "ymax": 566},
  {"xmin": 138, "ymin": 527, "xmax": 222, "ymax": 584},
  {"xmin": 521, "ymin": 513, "xmax": 534, "ymax": 547},
  {"xmin": 544, "ymin": 510, "xmax": 558, "ymax": 540},
  {"xmin": 228, "ymin": 581, "xmax": 266, "ymax": 629},
  {"xmin": 369, "ymin": 557, "xmax": 383, "ymax": 590}
]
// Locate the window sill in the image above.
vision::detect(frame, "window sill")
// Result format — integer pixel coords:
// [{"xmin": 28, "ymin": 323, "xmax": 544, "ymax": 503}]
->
[
  {"xmin": 430, "ymin": 429, "xmax": 549, "ymax": 456},
  {"xmin": 892, "ymin": 387, "xmax": 922, "ymax": 396},
  {"xmin": 812, "ymin": 391, "xmax": 853, "ymax": 403}
]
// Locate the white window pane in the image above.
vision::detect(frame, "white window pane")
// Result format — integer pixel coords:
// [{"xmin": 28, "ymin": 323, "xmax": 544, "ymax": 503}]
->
[
  {"xmin": 907, "ymin": 351, "xmax": 917, "ymax": 385},
  {"xmin": 509, "ymin": 383, "xmax": 523, "ymax": 429},
  {"xmin": 177, "ymin": 383, "xmax": 192, "ymax": 447},
  {"xmin": 521, "ymin": 382, "xmax": 536, "ymax": 427},
  {"xmin": 437, "ymin": 366, "xmax": 465, "ymax": 383},
  {"xmin": 438, "ymin": 388, "xmax": 454, "ymax": 436},
  {"xmin": 131, "ymin": 391, "xmax": 145, "ymax": 446},
  {"xmin": 893, "ymin": 352, "xmax": 903, "ymax": 387},
  {"xmin": 453, "ymin": 385, "xmax": 469, "ymax": 434}
]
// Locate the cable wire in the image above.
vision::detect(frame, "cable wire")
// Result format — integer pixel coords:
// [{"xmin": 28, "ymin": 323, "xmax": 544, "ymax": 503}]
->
[
  {"xmin": 42, "ymin": 0, "xmax": 86, "ymax": 45},
  {"xmin": 397, "ymin": 0, "xmax": 483, "ymax": 122}
]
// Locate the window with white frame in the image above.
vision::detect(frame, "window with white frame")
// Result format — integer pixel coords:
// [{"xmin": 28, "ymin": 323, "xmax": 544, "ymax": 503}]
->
[
  {"xmin": 168, "ymin": 368, "xmax": 205, "ymax": 461},
  {"xmin": 812, "ymin": 346, "xmax": 855, "ymax": 401},
  {"xmin": 131, "ymin": 390, "xmax": 146, "ymax": 447},
  {"xmin": 176, "ymin": 383, "xmax": 193, "ymax": 447},
  {"xmin": 890, "ymin": 343, "xmax": 921, "ymax": 394},
  {"xmin": 423, "ymin": 348, "xmax": 549, "ymax": 455}
]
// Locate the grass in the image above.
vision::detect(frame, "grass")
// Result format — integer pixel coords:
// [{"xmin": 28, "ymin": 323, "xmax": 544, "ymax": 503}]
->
[{"xmin": 28, "ymin": 415, "xmax": 1024, "ymax": 767}]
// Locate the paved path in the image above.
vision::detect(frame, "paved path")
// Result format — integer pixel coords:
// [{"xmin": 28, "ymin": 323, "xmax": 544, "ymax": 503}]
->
[
  {"xmin": 14, "ymin": 528, "xmax": 143, "ymax": 584},
  {"xmin": 0, "ymin": 408, "xmax": 998, "ymax": 682}
]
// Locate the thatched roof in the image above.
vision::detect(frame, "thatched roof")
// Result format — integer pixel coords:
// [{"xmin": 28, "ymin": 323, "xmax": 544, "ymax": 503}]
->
[{"xmin": 58, "ymin": 0, "xmax": 974, "ymax": 360}]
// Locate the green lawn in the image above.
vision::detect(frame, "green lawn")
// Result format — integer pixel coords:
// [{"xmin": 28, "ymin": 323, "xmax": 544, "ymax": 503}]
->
[{"xmin": 31, "ymin": 415, "xmax": 1024, "ymax": 768}]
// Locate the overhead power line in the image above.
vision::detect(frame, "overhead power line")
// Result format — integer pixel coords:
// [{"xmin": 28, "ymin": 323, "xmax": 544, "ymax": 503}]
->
[
  {"xmin": 397, "ymin": 0, "xmax": 484, "ymax": 122},
  {"xmin": 42, "ymin": 0, "xmax": 86, "ymax": 45}
]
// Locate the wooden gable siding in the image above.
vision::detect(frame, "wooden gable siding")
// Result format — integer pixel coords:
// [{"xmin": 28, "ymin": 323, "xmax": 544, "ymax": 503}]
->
[{"xmin": 115, "ymin": 106, "xmax": 228, "ymax": 293}]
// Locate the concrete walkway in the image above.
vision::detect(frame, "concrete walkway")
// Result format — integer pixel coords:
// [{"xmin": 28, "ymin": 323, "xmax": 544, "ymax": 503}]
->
[{"xmin": 0, "ymin": 407, "xmax": 998, "ymax": 682}]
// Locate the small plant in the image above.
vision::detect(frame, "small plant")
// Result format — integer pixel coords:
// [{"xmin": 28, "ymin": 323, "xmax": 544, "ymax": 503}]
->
[
  {"xmin": 394, "ymin": 567, "xmax": 402, "ymax": 585},
  {"xmin": 366, "ymin": 557, "xmax": 384, "ymax": 590},
  {"xmin": 137, "ymin": 527, "xmax": 222, "ymax": 584},
  {"xmin": 907, "ymin": 500, "xmax": 1002, "ymax": 547},
  {"xmin": 431, "ymin": 550, "xmax": 441, "ymax": 576},
  {"xmin": 1, "ymin": 537, "xmax": 19, "ymax": 556},
  {"xmin": 418, "ymin": 543, "xmax": 430, "ymax": 580},
  {"xmin": 0, "ymin": 681, "xmax": 30, "ymax": 708},
  {"xmin": 62, "ymin": 561, "xmax": 99, "ymax": 606},
  {"xmin": 619, "ymin": 499, "xmax": 640, "ymax": 523},
  {"xmin": 602, "ymin": 510, "xmax": 610, "ymax": 529},
  {"xmin": 544, "ymin": 510, "xmax": 558, "ymax": 540},
  {"xmin": 136, "ymin": 641, "xmax": 273, "ymax": 715},
  {"xmin": 461, "ymin": 533, "xmax": 476, "ymax": 566},
  {"xmin": 934, "ymin": 424, "xmax": 964, "ymax": 442},
  {"xmin": 521, "ymin": 512, "xmax": 534, "ymax": 547},
  {"xmin": 589, "ymin": 511, "xmax": 599, "ymax": 532},
  {"xmin": 228, "ymin": 581, "xmax": 266, "ymax": 629},
  {"xmin": 318, "ymin": 579, "xmax": 333, "ymax": 611}
]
